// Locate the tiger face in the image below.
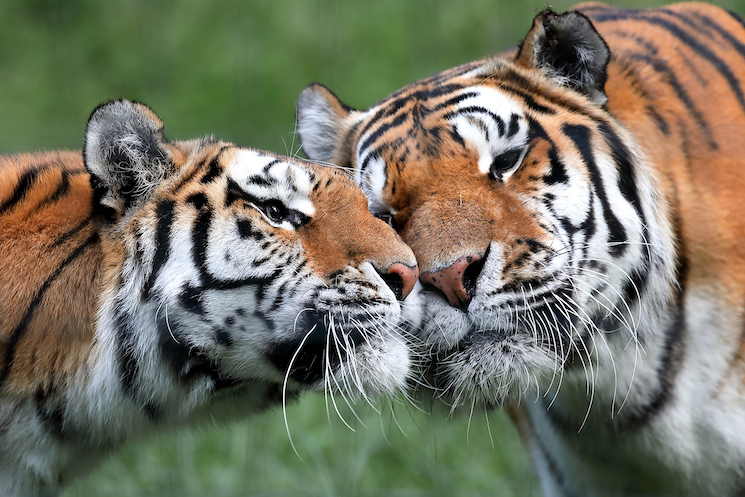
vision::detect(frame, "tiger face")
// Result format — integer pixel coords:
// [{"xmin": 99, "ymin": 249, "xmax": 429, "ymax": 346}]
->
[
  {"xmin": 84, "ymin": 100, "xmax": 422, "ymax": 402},
  {"xmin": 296, "ymin": 11, "xmax": 676, "ymax": 411},
  {"xmin": 0, "ymin": 99, "xmax": 423, "ymax": 494}
]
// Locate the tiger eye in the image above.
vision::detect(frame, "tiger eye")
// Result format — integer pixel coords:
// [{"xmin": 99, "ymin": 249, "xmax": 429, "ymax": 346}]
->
[
  {"xmin": 489, "ymin": 148, "xmax": 523, "ymax": 180},
  {"xmin": 375, "ymin": 212, "xmax": 398, "ymax": 230},
  {"xmin": 264, "ymin": 201, "xmax": 287, "ymax": 223}
]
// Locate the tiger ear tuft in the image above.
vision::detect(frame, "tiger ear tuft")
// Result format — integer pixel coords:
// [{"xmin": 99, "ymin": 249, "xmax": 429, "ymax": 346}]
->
[
  {"xmin": 515, "ymin": 9, "xmax": 610, "ymax": 106},
  {"xmin": 84, "ymin": 99, "xmax": 173, "ymax": 222},
  {"xmin": 296, "ymin": 83, "xmax": 355, "ymax": 163}
]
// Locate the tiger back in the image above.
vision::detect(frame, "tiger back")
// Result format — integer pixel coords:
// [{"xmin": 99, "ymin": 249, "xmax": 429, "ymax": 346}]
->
[
  {"xmin": 0, "ymin": 99, "xmax": 421, "ymax": 496},
  {"xmin": 296, "ymin": 3, "xmax": 745, "ymax": 495}
]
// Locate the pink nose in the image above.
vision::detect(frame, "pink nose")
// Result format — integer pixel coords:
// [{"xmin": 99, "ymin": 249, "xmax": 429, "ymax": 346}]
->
[
  {"xmin": 384, "ymin": 262, "xmax": 419, "ymax": 300},
  {"xmin": 420, "ymin": 254, "xmax": 482, "ymax": 307}
]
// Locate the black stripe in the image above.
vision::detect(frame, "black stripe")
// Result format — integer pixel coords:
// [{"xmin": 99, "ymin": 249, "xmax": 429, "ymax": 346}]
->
[
  {"xmin": 200, "ymin": 146, "xmax": 232, "ymax": 184},
  {"xmin": 50, "ymin": 216, "xmax": 93, "ymax": 249},
  {"xmin": 114, "ymin": 301, "xmax": 162, "ymax": 422},
  {"xmin": 577, "ymin": 194, "xmax": 597, "ymax": 255},
  {"xmin": 358, "ymin": 150, "xmax": 381, "ymax": 177},
  {"xmin": 595, "ymin": 10, "xmax": 745, "ymax": 122},
  {"xmin": 89, "ymin": 174, "xmax": 118, "ymax": 224},
  {"xmin": 562, "ymin": 124, "xmax": 628, "ymax": 257},
  {"xmin": 237, "ymin": 218, "xmax": 264, "ymax": 241},
  {"xmin": 192, "ymin": 206, "xmax": 213, "ymax": 286},
  {"xmin": 495, "ymin": 84, "xmax": 558, "ymax": 116},
  {"xmin": 158, "ymin": 314, "xmax": 192, "ymax": 377},
  {"xmin": 250, "ymin": 252, "xmax": 277, "ymax": 269},
  {"xmin": 178, "ymin": 271, "xmax": 281, "ymax": 317},
  {"xmin": 358, "ymin": 112, "xmax": 409, "ymax": 159},
  {"xmin": 690, "ymin": 11, "xmax": 745, "ymax": 66},
  {"xmin": 0, "ymin": 232, "xmax": 99, "ymax": 388},
  {"xmin": 495, "ymin": 65, "xmax": 595, "ymax": 117},
  {"xmin": 623, "ymin": 49, "xmax": 717, "ymax": 150},
  {"xmin": 0, "ymin": 167, "xmax": 41, "ymax": 215},
  {"xmin": 442, "ymin": 106, "xmax": 506, "ymax": 133},
  {"xmin": 597, "ymin": 121, "xmax": 653, "ymax": 305},
  {"xmin": 359, "ymin": 83, "xmax": 465, "ymax": 139},
  {"xmin": 142, "ymin": 199, "xmax": 175, "ymax": 298},
  {"xmin": 179, "ymin": 284, "xmax": 205, "ymax": 315},
  {"xmin": 677, "ymin": 46, "xmax": 709, "ymax": 87},
  {"xmin": 172, "ymin": 158, "xmax": 206, "ymax": 193},
  {"xmin": 620, "ymin": 264, "xmax": 650, "ymax": 321},
  {"xmin": 225, "ymin": 177, "xmax": 266, "ymax": 208},
  {"xmin": 597, "ymin": 122, "xmax": 642, "ymax": 215},
  {"xmin": 544, "ymin": 146, "xmax": 569, "ymax": 185},
  {"xmin": 33, "ymin": 169, "xmax": 76, "ymax": 212},
  {"xmin": 201, "ymin": 156, "xmax": 222, "ymax": 184},
  {"xmin": 246, "ymin": 175, "xmax": 274, "ymax": 188},
  {"xmin": 616, "ymin": 244, "xmax": 687, "ymax": 432},
  {"xmin": 269, "ymin": 277, "xmax": 290, "ymax": 311},
  {"xmin": 506, "ymin": 114, "xmax": 520, "ymax": 138},
  {"xmin": 607, "ymin": 33, "xmax": 671, "ymax": 136},
  {"xmin": 430, "ymin": 91, "xmax": 479, "ymax": 113},
  {"xmin": 185, "ymin": 192, "xmax": 209, "ymax": 211},
  {"xmin": 659, "ymin": 9, "xmax": 745, "ymax": 116},
  {"xmin": 261, "ymin": 158, "xmax": 282, "ymax": 175}
]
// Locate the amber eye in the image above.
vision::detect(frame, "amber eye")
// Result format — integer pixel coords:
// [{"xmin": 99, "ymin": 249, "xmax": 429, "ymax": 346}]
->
[
  {"xmin": 255, "ymin": 199, "xmax": 310, "ymax": 228},
  {"xmin": 489, "ymin": 148, "xmax": 524, "ymax": 180},
  {"xmin": 263, "ymin": 200, "xmax": 288, "ymax": 223}
]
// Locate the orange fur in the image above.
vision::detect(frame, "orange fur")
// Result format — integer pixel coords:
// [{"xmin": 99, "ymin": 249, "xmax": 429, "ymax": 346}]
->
[{"xmin": 0, "ymin": 153, "xmax": 101, "ymax": 397}]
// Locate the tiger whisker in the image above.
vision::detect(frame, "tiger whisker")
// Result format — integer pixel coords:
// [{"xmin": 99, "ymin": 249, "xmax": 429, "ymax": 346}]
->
[{"xmin": 282, "ymin": 312, "xmax": 323, "ymax": 461}]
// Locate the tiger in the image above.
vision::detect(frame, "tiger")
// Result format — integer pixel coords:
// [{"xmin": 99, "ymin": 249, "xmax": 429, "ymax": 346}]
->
[
  {"xmin": 295, "ymin": 3, "xmax": 745, "ymax": 495},
  {"xmin": 0, "ymin": 99, "xmax": 422, "ymax": 497}
]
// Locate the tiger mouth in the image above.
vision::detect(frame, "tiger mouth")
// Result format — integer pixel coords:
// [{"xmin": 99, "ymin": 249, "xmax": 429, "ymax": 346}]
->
[
  {"xmin": 267, "ymin": 310, "xmax": 368, "ymax": 385},
  {"xmin": 428, "ymin": 296, "xmax": 577, "ymax": 362}
]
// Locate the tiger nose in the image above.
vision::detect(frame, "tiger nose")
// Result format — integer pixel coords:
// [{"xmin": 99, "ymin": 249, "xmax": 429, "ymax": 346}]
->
[
  {"xmin": 420, "ymin": 254, "xmax": 484, "ymax": 307},
  {"xmin": 379, "ymin": 262, "xmax": 419, "ymax": 301}
]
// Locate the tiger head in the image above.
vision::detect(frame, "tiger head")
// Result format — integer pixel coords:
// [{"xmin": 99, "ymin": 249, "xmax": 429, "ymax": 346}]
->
[
  {"xmin": 296, "ymin": 11, "xmax": 675, "ymax": 408},
  {"xmin": 85, "ymin": 100, "xmax": 422, "ymax": 403}
]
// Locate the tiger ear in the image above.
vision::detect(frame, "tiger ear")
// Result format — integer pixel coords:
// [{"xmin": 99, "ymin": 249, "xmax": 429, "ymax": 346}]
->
[
  {"xmin": 515, "ymin": 9, "xmax": 610, "ymax": 106},
  {"xmin": 296, "ymin": 83, "xmax": 355, "ymax": 163},
  {"xmin": 84, "ymin": 99, "xmax": 174, "ymax": 222}
]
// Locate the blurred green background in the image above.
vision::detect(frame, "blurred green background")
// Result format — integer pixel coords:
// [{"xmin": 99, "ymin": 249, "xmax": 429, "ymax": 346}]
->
[{"xmin": 3, "ymin": 0, "xmax": 742, "ymax": 495}]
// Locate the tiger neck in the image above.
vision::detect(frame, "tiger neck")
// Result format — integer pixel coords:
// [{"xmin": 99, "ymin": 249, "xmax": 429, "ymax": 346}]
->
[
  {"xmin": 541, "ymin": 103, "xmax": 682, "ymax": 437},
  {"xmin": 0, "ymin": 218, "xmax": 102, "ymax": 399}
]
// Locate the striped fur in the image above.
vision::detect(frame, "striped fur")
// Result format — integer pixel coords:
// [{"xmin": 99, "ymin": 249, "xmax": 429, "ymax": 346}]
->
[
  {"xmin": 296, "ymin": 3, "xmax": 745, "ymax": 495},
  {"xmin": 0, "ymin": 100, "xmax": 422, "ymax": 496}
]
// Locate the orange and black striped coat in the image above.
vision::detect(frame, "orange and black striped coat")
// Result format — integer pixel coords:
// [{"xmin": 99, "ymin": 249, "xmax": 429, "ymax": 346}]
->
[
  {"xmin": 0, "ymin": 99, "xmax": 421, "ymax": 496},
  {"xmin": 296, "ymin": 3, "xmax": 745, "ymax": 495}
]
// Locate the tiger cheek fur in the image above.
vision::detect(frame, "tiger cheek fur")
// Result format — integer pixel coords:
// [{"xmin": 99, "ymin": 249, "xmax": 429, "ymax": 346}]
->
[
  {"xmin": 0, "ymin": 99, "xmax": 421, "ymax": 496},
  {"xmin": 297, "ymin": 3, "xmax": 745, "ymax": 495}
]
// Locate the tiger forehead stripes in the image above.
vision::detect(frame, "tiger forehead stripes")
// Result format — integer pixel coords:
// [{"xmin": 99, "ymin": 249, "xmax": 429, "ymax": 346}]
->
[
  {"xmin": 0, "ymin": 99, "xmax": 421, "ymax": 496},
  {"xmin": 298, "ymin": 3, "xmax": 745, "ymax": 495}
]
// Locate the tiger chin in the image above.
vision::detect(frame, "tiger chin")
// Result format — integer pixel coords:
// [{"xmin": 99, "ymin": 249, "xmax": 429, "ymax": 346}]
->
[
  {"xmin": 0, "ymin": 99, "xmax": 422, "ymax": 496},
  {"xmin": 297, "ymin": 3, "xmax": 745, "ymax": 495}
]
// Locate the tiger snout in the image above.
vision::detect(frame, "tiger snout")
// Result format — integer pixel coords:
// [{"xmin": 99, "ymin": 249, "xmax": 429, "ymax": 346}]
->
[{"xmin": 419, "ymin": 253, "xmax": 486, "ymax": 308}]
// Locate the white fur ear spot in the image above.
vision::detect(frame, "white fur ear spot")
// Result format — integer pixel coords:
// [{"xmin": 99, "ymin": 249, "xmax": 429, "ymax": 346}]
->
[
  {"xmin": 296, "ymin": 83, "xmax": 353, "ymax": 163},
  {"xmin": 84, "ymin": 99, "xmax": 173, "ymax": 217}
]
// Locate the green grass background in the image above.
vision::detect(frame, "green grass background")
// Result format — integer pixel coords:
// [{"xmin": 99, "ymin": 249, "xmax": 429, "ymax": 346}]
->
[{"xmin": 2, "ymin": 0, "xmax": 742, "ymax": 495}]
